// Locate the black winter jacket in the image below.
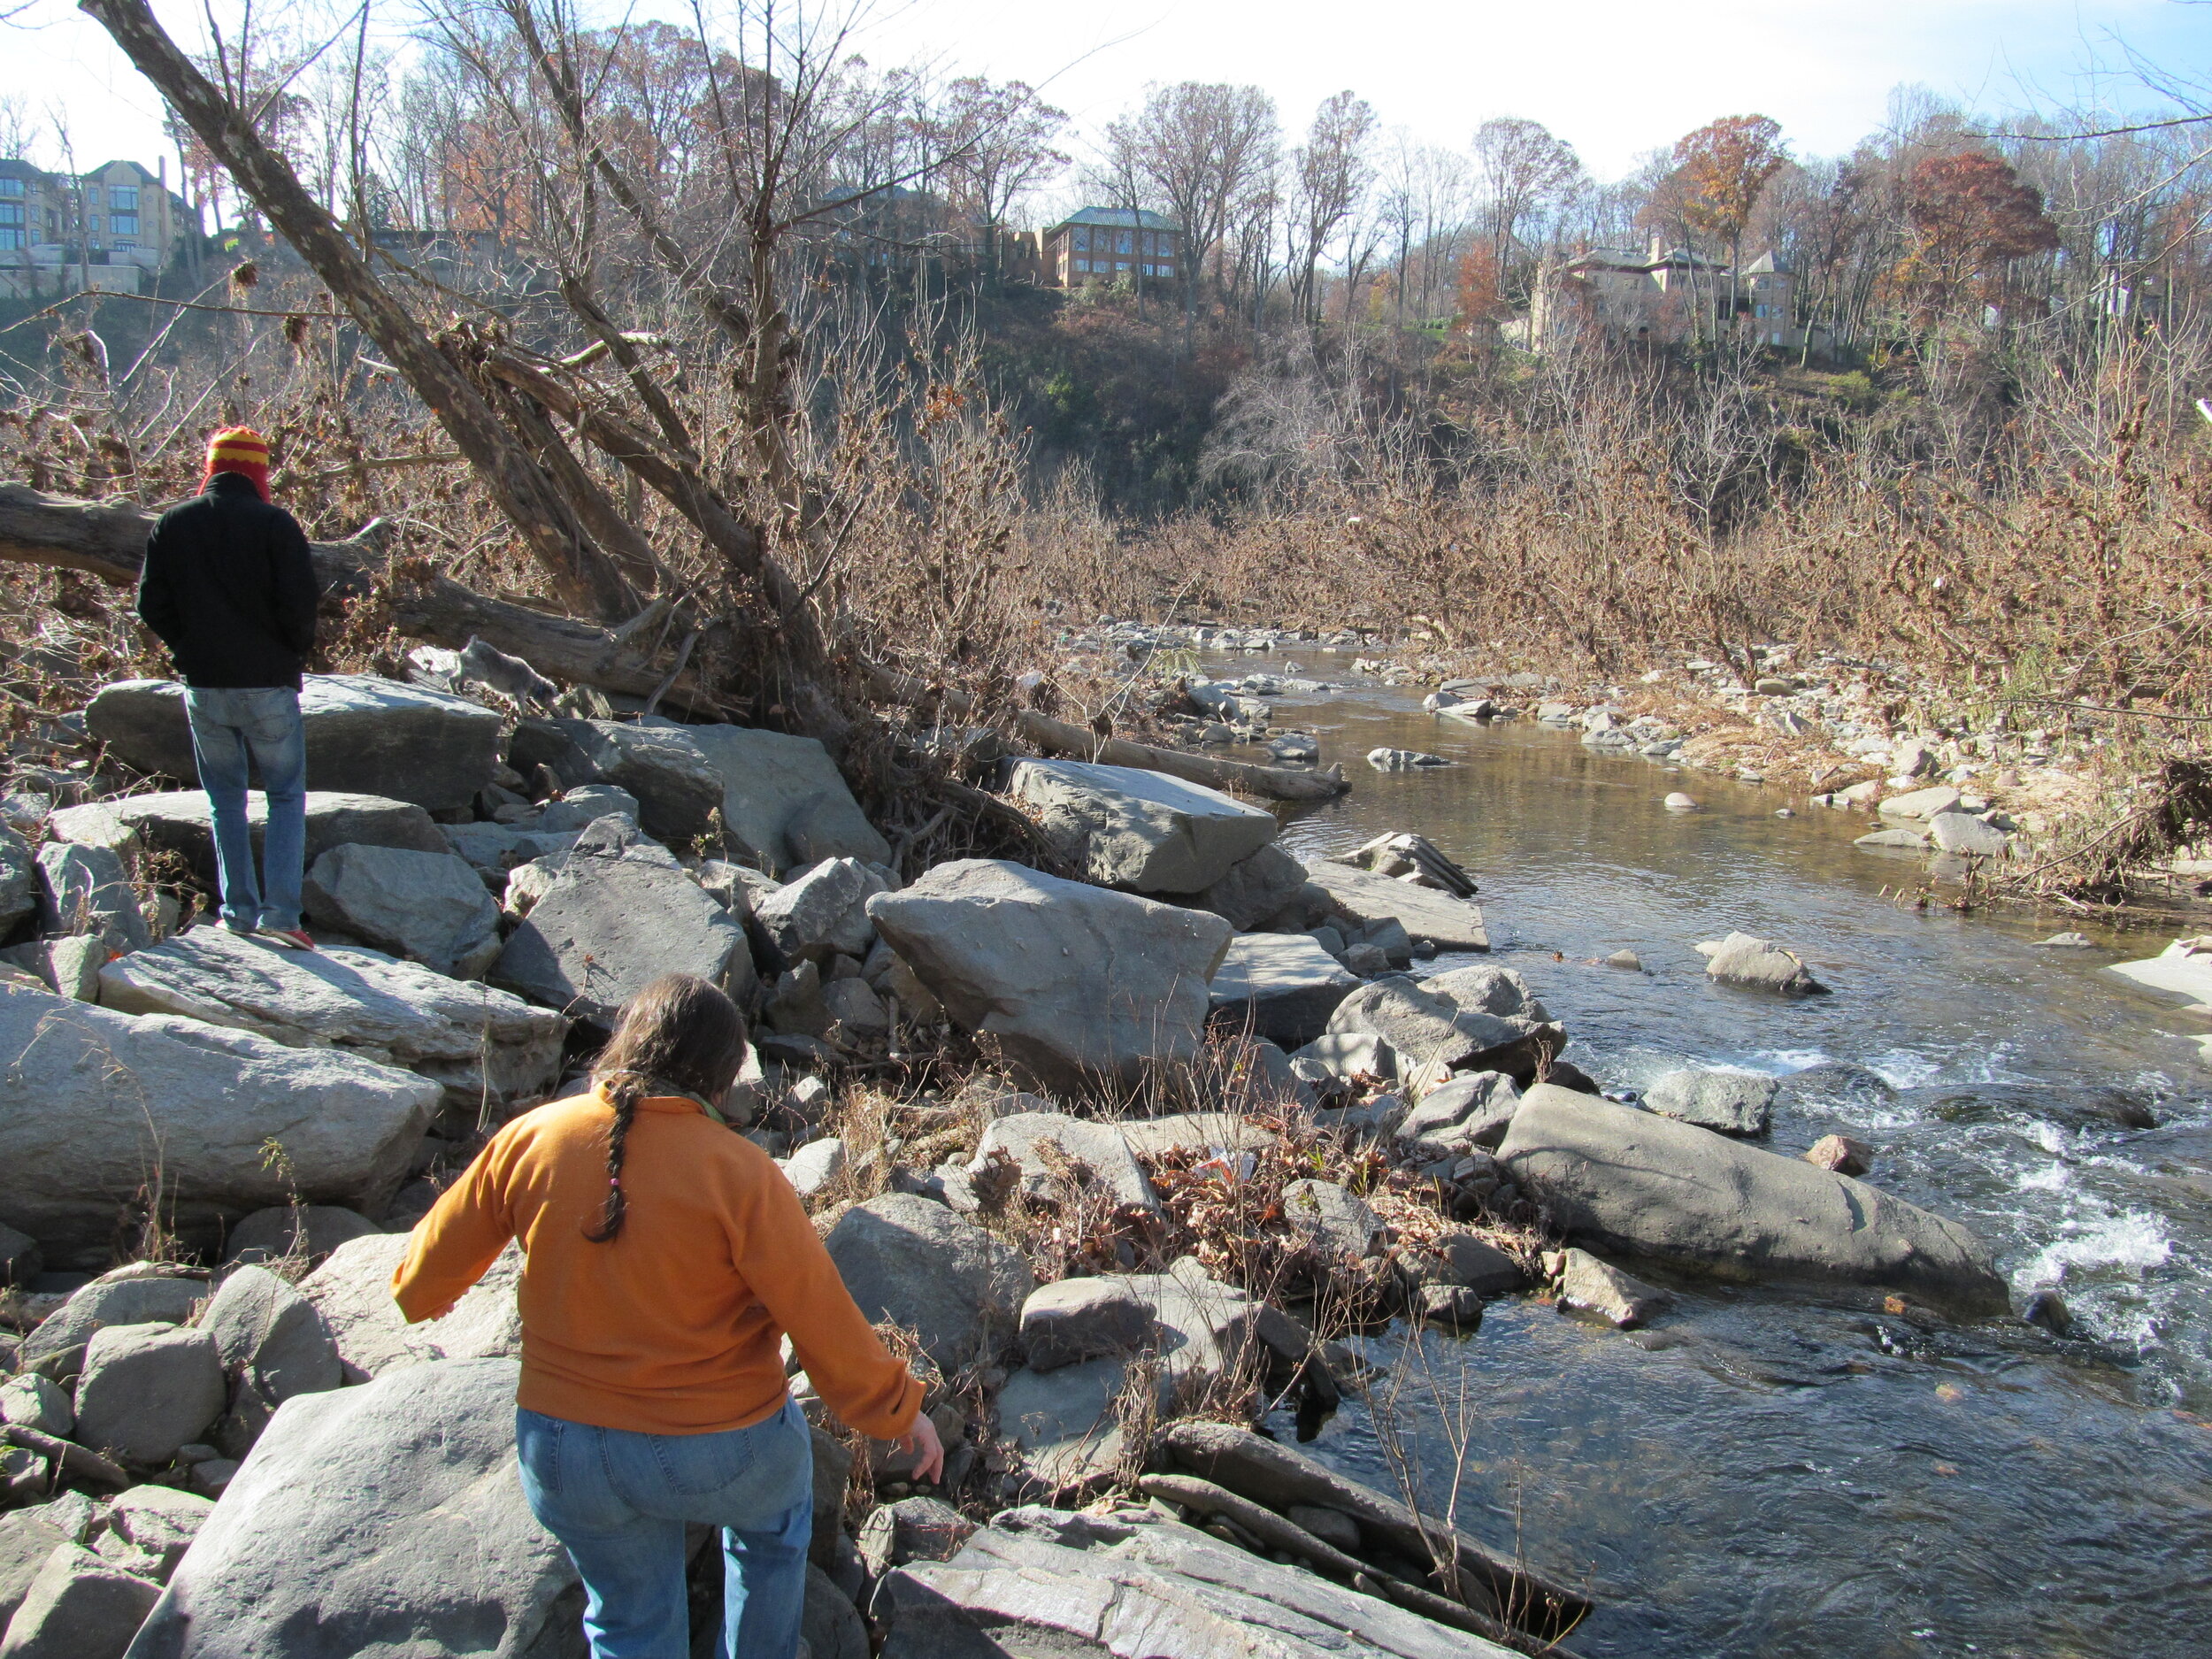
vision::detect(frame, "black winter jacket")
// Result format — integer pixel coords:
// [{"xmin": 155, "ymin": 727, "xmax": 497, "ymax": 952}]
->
[{"xmin": 137, "ymin": 472, "xmax": 319, "ymax": 689}]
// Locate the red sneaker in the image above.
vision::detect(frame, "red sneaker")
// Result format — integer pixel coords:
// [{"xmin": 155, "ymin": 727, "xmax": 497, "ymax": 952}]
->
[{"xmin": 256, "ymin": 926, "xmax": 316, "ymax": 951}]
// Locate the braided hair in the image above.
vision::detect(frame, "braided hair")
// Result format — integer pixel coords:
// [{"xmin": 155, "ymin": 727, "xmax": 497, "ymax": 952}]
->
[{"xmin": 584, "ymin": 974, "xmax": 749, "ymax": 1243}]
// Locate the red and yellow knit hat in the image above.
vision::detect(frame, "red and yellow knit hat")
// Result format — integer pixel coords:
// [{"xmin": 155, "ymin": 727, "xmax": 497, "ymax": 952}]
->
[{"xmin": 202, "ymin": 426, "xmax": 272, "ymax": 502}]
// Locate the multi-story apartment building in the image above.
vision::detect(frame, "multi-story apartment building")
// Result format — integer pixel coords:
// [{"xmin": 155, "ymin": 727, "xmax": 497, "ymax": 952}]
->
[
  {"xmin": 1040, "ymin": 208, "xmax": 1181, "ymax": 288},
  {"xmin": 0, "ymin": 157, "xmax": 195, "ymax": 298}
]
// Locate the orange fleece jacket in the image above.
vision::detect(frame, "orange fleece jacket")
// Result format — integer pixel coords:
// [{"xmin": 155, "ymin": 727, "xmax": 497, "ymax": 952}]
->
[{"xmin": 389, "ymin": 1088, "xmax": 923, "ymax": 1438}]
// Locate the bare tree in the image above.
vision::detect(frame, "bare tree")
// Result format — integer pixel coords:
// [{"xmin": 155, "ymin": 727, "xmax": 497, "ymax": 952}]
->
[
  {"xmin": 1102, "ymin": 81, "xmax": 1279, "ymax": 330},
  {"xmin": 1288, "ymin": 90, "xmax": 1375, "ymax": 326},
  {"xmin": 935, "ymin": 77, "xmax": 1067, "ymax": 285},
  {"xmin": 1471, "ymin": 116, "xmax": 1581, "ymax": 296}
]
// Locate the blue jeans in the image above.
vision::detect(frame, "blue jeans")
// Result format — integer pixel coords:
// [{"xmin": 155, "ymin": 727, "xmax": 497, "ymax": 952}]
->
[
  {"xmin": 183, "ymin": 687, "xmax": 306, "ymax": 932},
  {"xmin": 515, "ymin": 1398, "xmax": 813, "ymax": 1659}
]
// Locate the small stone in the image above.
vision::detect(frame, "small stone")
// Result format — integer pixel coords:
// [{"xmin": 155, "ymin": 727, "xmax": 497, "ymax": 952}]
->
[
  {"xmin": 186, "ymin": 1457, "xmax": 241, "ymax": 1497},
  {"xmin": 1802, "ymin": 1133, "xmax": 1874, "ymax": 1177},
  {"xmin": 2023, "ymin": 1288, "xmax": 2073, "ymax": 1337},
  {"xmin": 1663, "ymin": 793, "xmax": 1698, "ymax": 811},
  {"xmin": 1415, "ymin": 1283, "xmax": 1486, "ymax": 1329},
  {"xmin": 1281, "ymin": 1180, "xmax": 1384, "ymax": 1260},
  {"xmin": 0, "ymin": 1373, "xmax": 71, "ymax": 1437},
  {"xmin": 1603, "ymin": 949, "xmax": 1642, "ymax": 971},
  {"xmin": 856, "ymin": 1496, "xmax": 975, "ymax": 1577},
  {"xmin": 1283, "ymin": 1503, "xmax": 1362, "ymax": 1553},
  {"xmin": 1643, "ymin": 1068, "xmax": 1778, "ymax": 1137},
  {"xmin": 2033, "ymin": 932, "xmax": 2094, "ymax": 949},
  {"xmin": 782, "ymin": 1136, "xmax": 847, "ymax": 1200},
  {"xmin": 102, "ymin": 1484, "xmax": 215, "ymax": 1580},
  {"xmin": 1555, "ymin": 1248, "xmax": 1671, "ymax": 1329}
]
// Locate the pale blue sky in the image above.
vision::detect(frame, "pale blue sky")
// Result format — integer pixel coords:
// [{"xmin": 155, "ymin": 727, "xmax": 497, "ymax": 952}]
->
[{"xmin": 9, "ymin": 0, "xmax": 2206, "ymax": 189}]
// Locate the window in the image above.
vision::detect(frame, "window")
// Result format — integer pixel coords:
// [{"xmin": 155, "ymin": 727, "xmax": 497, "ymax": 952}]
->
[
  {"xmin": 0, "ymin": 230, "xmax": 18, "ymax": 251},
  {"xmin": 88, "ymin": 217, "xmax": 103, "ymax": 234},
  {"xmin": 0, "ymin": 204, "xmax": 20, "ymax": 227},
  {"xmin": 1117, "ymin": 232, "xmax": 1133, "ymax": 253},
  {"xmin": 110, "ymin": 213, "xmax": 138, "ymax": 236},
  {"xmin": 1074, "ymin": 227, "xmax": 1089, "ymax": 250},
  {"xmin": 113, "ymin": 238, "xmax": 135, "ymax": 250},
  {"xmin": 1116, "ymin": 260, "xmax": 1129, "ymax": 272},
  {"xmin": 84, "ymin": 187, "xmax": 99, "ymax": 205},
  {"xmin": 0, "ymin": 179, "xmax": 20, "ymax": 198},
  {"xmin": 109, "ymin": 186, "xmax": 137, "ymax": 211}
]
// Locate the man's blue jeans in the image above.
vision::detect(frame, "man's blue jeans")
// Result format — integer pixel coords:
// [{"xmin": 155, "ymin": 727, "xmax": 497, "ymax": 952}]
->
[
  {"xmin": 182, "ymin": 687, "xmax": 307, "ymax": 933},
  {"xmin": 516, "ymin": 1398, "xmax": 813, "ymax": 1659}
]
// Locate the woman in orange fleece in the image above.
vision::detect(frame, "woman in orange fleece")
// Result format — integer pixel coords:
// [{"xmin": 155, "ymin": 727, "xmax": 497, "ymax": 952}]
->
[{"xmin": 392, "ymin": 974, "xmax": 941, "ymax": 1659}]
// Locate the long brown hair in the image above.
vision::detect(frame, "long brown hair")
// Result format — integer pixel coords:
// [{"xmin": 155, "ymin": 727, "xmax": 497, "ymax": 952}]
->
[{"xmin": 584, "ymin": 974, "xmax": 749, "ymax": 1242}]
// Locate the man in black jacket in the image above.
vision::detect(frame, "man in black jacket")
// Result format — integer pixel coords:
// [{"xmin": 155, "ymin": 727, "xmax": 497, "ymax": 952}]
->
[{"xmin": 136, "ymin": 427, "xmax": 319, "ymax": 949}]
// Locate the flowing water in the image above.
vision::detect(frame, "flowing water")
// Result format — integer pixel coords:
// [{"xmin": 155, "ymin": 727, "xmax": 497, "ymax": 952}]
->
[{"xmin": 1202, "ymin": 658, "xmax": 2212, "ymax": 1658}]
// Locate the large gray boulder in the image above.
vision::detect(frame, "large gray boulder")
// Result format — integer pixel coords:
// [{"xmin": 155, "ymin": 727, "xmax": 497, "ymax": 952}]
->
[
  {"xmin": 298, "ymin": 1233, "xmax": 523, "ymax": 1379},
  {"xmin": 1007, "ymin": 759, "xmax": 1279, "ymax": 894},
  {"xmin": 303, "ymin": 844, "xmax": 503, "ymax": 979},
  {"xmin": 122, "ymin": 1357, "xmax": 581, "ymax": 1659},
  {"xmin": 513, "ymin": 718, "xmax": 724, "ymax": 847},
  {"xmin": 35, "ymin": 842, "xmax": 149, "ymax": 953},
  {"xmin": 1324, "ymin": 977, "xmax": 1559, "ymax": 1079},
  {"xmin": 47, "ymin": 791, "xmax": 447, "ymax": 879},
  {"xmin": 0, "ymin": 826, "xmax": 36, "ymax": 937},
  {"xmin": 1018, "ymin": 1278, "xmax": 1155, "ymax": 1372},
  {"xmin": 220, "ymin": 1204, "xmax": 380, "ymax": 1271},
  {"xmin": 87, "ymin": 675, "xmax": 503, "ymax": 812},
  {"xmin": 1498, "ymin": 1087, "xmax": 2008, "ymax": 1310},
  {"xmin": 0, "ymin": 1542, "xmax": 160, "ymax": 1659},
  {"xmin": 686, "ymin": 725, "xmax": 890, "ymax": 874},
  {"xmin": 822, "ymin": 1194, "xmax": 1034, "ymax": 1371},
  {"xmin": 19, "ymin": 1271, "xmax": 206, "ymax": 1379},
  {"xmin": 876, "ymin": 1503, "xmax": 1518, "ymax": 1659},
  {"xmin": 1699, "ymin": 932, "xmax": 1828, "ymax": 995},
  {"xmin": 968, "ymin": 1111, "xmax": 1157, "ymax": 1212},
  {"xmin": 1400, "ymin": 1071, "xmax": 1521, "ymax": 1156},
  {"xmin": 867, "ymin": 860, "xmax": 1233, "ymax": 1094},
  {"xmin": 1192, "ymin": 841, "xmax": 1310, "ymax": 930},
  {"xmin": 1207, "ymin": 933, "xmax": 1357, "ymax": 1049},
  {"xmin": 0, "ymin": 982, "xmax": 436, "ymax": 1266},
  {"xmin": 72, "ymin": 1323, "xmax": 225, "ymax": 1465},
  {"xmin": 753, "ymin": 857, "xmax": 888, "ymax": 964},
  {"xmin": 490, "ymin": 853, "xmax": 753, "ymax": 1025},
  {"xmin": 99, "ymin": 928, "xmax": 565, "ymax": 1114},
  {"xmin": 1643, "ymin": 1068, "xmax": 1778, "ymax": 1136},
  {"xmin": 196, "ymin": 1264, "xmax": 342, "ymax": 1404},
  {"xmin": 1302, "ymin": 859, "xmax": 1490, "ymax": 951}
]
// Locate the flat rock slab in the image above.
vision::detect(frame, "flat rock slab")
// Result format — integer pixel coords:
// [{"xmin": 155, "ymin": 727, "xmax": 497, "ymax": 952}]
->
[
  {"xmin": 88, "ymin": 675, "xmax": 502, "ymax": 811},
  {"xmin": 303, "ymin": 842, "xmax": 503, "ymax": 979},
  {"xmin": 868, "ymin": 860, "xmax": 1233, "ymax": 1094},
  {"xmin": 0, "ymin": 981, "xmax": 435, "ymax": 1266},
  {"xmin": 1878, "ymin": 784, "xmax": 1962, "ymax": 821},
  {"xmin": 1928, "ymin": 812, "xmax": 2010, "ymax": 856},
  {"xmin": 1325, "ymin": 979, "xmax": 1558, "ymax": 1078},
  {"xmin": 124, "ymin": 1357, "xmax": 579, "ymax": 1659},
  {"xmin": 1208, "ymin": 933, "xmax": 1358, "ymax": 1049},
  {"xmin": 99, "ymin": 927, "xmax": 565, "ymax": 1111},
  {"xmin": 48, "ymin": 790, "xmax": 447, "ymax": 878},
  {"xmin": 299, "ymin": 1233, "xmax": 523, "ymax": 1379},
  {"xmin": 1498, "ymin": 1085, "xmax": 2008, "ymax": 1311},
  {"xmin": 1303, "ymin": 859, "xmax": 1489, "ymax": 952},
  {"xmin": 1642, "ymin": 1068, "xmax": 1777, "ymax": 1136},
  {"xmin": 1117, "ymin": 1113, "xmax": 1281, "ymax": 1160},
  {"xmin": 970, "ymin": 1110, "xmax": 1158, "ymax": 1212},
  {"xmin": 2108, "ymin": 941, "xmax": 2212, "ymax": 1003},
  {"xmin": 491, "ymin": 852, "xmax": 751, "ymax": 1026},
  {"xmin": 687, "ymin": 725, "xmax": 890, "ymax": 875},
  {"xmin": 878, "ymin": 1505, "xmax": 1518, "ymax": 1659},
  {"xmin": 1007, "ymin": 759, "xmax": 1279, "ymax": 895}
]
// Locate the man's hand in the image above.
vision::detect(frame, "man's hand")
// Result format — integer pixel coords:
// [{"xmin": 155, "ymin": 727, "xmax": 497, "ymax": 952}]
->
[{"xmin": 895, "ymin": 1412, "xmax": 945, "ymax": 1485}]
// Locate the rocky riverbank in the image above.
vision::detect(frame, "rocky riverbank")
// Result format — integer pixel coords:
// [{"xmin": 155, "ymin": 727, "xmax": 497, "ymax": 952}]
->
[{"xmin": 0, "ymin": 661, "xmax": 2037, "ymax": 1657}]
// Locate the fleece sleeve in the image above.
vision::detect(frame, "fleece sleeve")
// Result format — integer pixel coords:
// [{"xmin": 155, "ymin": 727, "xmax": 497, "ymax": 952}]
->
[
  {"xmin": 135, "ymin": 520, "xmax": 180, "ymax": 649},
  {"xmin": 733, "ymin": 1177, "xmax": 924, "ymax": 1440},
  {"xmin": 390, "ymin": 1132, "xmax": 518, "ymax": 1324},
  {"xmin": 269, "ymin": 508, "xmax": 319, "ymax": 658}
]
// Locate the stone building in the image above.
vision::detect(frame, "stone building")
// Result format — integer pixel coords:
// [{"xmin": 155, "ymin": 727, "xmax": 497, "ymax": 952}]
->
[
  {"xmin": 1528, "ymin": 231, "xmax": 1802, "ymax": 351},
  {"xmin": 1040, "ymin": 208, "xmax": 1181, "ymax": 288},
  {"xmin": 0, "ymin": 157, "xmax": 196, "ymax": 298}
]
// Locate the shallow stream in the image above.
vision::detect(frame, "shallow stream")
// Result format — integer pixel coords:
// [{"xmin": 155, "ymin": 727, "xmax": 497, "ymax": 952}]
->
[{"xmin": 1217, "ymin": 660, "xmax": 2212, "ymax": 1658}]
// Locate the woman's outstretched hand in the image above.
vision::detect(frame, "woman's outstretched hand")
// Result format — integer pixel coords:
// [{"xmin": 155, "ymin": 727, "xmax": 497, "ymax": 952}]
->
[{"xmin": 896, "ymin": 1412, "xmax": 945, "ymax": 1484}]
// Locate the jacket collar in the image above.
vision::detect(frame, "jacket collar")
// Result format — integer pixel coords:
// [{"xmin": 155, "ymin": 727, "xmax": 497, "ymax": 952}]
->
[{"xmin": 206, "ymin": 472, "xmax": 263, "ymax": 499}]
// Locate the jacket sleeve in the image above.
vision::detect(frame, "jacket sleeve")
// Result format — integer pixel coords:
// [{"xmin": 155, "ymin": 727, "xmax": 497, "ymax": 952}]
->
[
  {"xmin": 734, "ymin": 1174, "xmax": 924, "ymax": 1440},
  {"xmin": 269, "ymin": 508, "xmax": 319, "ymax": 659},
  {"xmin": 390, "ymin": 1131, "xmax": 518, "ymax": 1324},
  {"xmin": 135, "ymin": 518, "xmax": 181, "ymax": 649}
]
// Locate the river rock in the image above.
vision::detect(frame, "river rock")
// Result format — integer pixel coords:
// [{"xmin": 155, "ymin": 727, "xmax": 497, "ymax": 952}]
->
[
  {"xmin": 122, "ymin": 1357, "xmax": 580, "ymax": 1659},
  {"xmin": 47, "ymin": 791, "xmax": 447, "ymax": 879},
  {"xmin": 1855, "ymin": 827, "xmax": 1929, "ymax": 850},
  {"xmin": 1643, "ymin": 1068, "xmax": 1778, "ymax": 1136},
  {"xmin": 220, "ymin": 1204, "xmax": 381, "ymax": 1270},
  {"xmin": 1302, "ymin": 858, "xmax": 1489, "ymax": 951},
  {"xmin": 1878, "ymin": 784, "xmax": 1962, "ymax": 821},
  {"xmin": 197, "ymin": 1264, "xmax": 342, "ymax": 1404},
  {"xmin": 867, "ymin": 860, "xmax": 1233, "ymax": 1094},
  {"xmin": 0, "ymin": 1542, "xmax": 160, "ymax": 1659},
  {"xmin": 0, "ymin": 982, "xmax": 435, "ymax": 1266},
  {"xmin": 99, "ymin": 928, "xmax": 564, "ymax": 1113},
  {"xmin": 1412, "ymin": 1233, "xmax": 1525, "ymax": 1297},
  {"xmin": 1699, "ymin": 931, "xmax": 1827, "ymax": 995},
  {"xmin": 1400, "ymin": 1071, "xmax": 1521, "ymax": 1154},
  {"xmin": 0, "ymin": 1376, "xmax": 67, "ymax": 1437},
  {"xmin": 491, "ymin": 853, "xmax": 751, "ymax": 1025},
  {"xmin": 72, "ymin": 1323, "xmax": 226, "ymax": 1464},
  {"xmin": 302, "ymin": 843, "xmax": 503, "ymax": 978},
  {"xmin": 443, "ymin": 822, "xmax": 583, "ymax": 887},
  {"xmin": 1365, "ymin": 748, "xmax": 1449, "ymax": 771},
  {"xmin": 1324, "ymin": 978, "xmax": 1560, "ymax": 1079},
  {"xmin": 1206, "ymin": 933, "xmax": 1358, "ymax": 1049},
  {"xmin": 1018, "ymin": 1278, "xmax": 1155, "ymax": 1371},
  {"xmin": 0, "ymin": 1512, "xmax": 73, "ymax": 1629},
  {"xmin": 822, "ymin": 1194, "xmax": 1035, "ymax": 1371},
  {"xmin": 875, "ymin": 1503, "xmax": 1521, "ymax": 1659},
  {"xmin": 781, "ymin": 1136, "xmax": 846, "ymax": 1200},
  {"xmin": 97, "ymin": 1486, "xmax": 213, "ymax": 1582},
  {"xmin": 970, "ymin": 1111, "xmax": 1158, "ymax": 1212},
  {"xmin": 677, "ymin": 725, "xmax": 888, "ymax": 874},
  {"xmin": 18, "ymin": 1271, "xmax": 207, "ymax": 1379},
  {"xmin": 87, "ymin": 675, "xmax": 503, "ymax": 812},
  {"xmin": 857, "ymin": 1496, "xmax": 976, "ymax": 1578},
  {"xmin": 511, "ymin": 718, "xmax": 724, "ymax": 846},
  {"xmin": 1192, "ymin": 841, "xmax": 1310, "ymax": 930},
  {"xmin": 1293, "ymin": 1031, "xmax": 1398, "ymax": 1082},
  {"xmin": 0, "ymin": 826, "xmax": 34, "ymax": 937},
  {"xmin": 753, "ymin": 857, "xmax": 888, "ymax": 963},
  {"xmin": 1555, "ymin": 1248, "xmax": 1671, "ymax": 1328},
  {"xmin": 1499, "ymin": 1086, "xmax": 2008, "ymax": 1310},
  {"xmin": 1803, "ymin": 1133, "xmax": 1875, "ymax": 1176},
  {"xmin": 298, "ymin": 1233, "xmax": 523, "ymax": 1379},
  {"xmin": 1281, "ymin": 1179, "xmax": 1383, "ymax": 1259},
  {"xmin": 1007, "ymin": 759, "xmax": 1279, "ymax": 894},
  {"xmin": 1928, "ymin": 811, "xmax": 2010, "ymax": 856},
  {"xmin": 34, "ymin": 842, "xmax": 149, "ymax": 953}
]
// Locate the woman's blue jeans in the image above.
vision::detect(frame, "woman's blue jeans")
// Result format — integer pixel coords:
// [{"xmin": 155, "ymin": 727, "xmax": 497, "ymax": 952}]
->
[
  {"xmin": 182, "ymin": 686, "xmax": 307, "ymax": 932},
  {"xmin": 515, "ymin": 1398, "xmax": 814, "ymax": 1659}
]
